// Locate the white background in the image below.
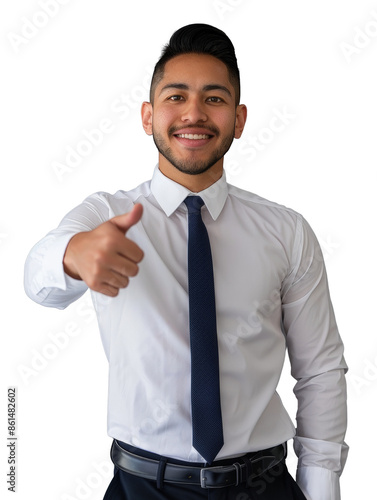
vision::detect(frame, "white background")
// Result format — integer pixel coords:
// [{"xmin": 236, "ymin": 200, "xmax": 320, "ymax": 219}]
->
[{"xmin": 1, "ymin": 0, "xmax": 376, "ymax": 498}]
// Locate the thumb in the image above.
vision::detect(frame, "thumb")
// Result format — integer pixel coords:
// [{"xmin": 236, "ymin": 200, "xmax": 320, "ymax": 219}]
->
[{"xmin": 110, "ymin": 203, "xmax": 143, "ymax": 233}]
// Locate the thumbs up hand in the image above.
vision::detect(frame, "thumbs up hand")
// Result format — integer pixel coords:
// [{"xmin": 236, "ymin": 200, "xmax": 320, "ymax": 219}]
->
[{"xmin": 63, "ymin": 204, "xmax": 144, "ymax": 297}]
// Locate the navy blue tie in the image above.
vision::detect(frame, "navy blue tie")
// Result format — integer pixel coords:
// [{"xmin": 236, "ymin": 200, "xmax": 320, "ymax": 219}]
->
[{"xmin": 184, "ymin": 196, "xmax": 224, "ymax": 464}]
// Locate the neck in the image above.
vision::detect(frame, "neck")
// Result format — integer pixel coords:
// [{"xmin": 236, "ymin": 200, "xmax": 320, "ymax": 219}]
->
[{"xmin": 158, "ymin": 158, "xmax": 223, "ymax": 192}]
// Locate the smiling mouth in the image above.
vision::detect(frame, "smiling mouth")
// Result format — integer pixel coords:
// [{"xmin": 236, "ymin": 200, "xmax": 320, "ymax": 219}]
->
[
  {"xmin": 175, "ymin": 133, "xmax": 211, "ymax": 140},
  {"xmin": 173, "ymin": 134, "xmax": 214, "ymax": 149}
]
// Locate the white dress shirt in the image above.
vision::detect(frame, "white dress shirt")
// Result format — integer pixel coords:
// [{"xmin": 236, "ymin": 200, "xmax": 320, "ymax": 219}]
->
[{"xmin": 24, "ymin": 166, "xmax": 348, "ymax": 500}]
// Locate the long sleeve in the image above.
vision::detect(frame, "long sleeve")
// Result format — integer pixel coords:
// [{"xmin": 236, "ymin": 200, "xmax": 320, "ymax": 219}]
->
[
  {"xmin": 281, "ymin": 215, "xmax": 348, "ymax": 500},
  {"xmin": 24, "ymin": 193, "xmax": 111, "ymax": 309}
]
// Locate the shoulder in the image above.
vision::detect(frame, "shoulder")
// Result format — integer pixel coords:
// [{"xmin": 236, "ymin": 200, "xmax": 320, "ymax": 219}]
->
[
  {"xmin": 81, "ymin": 178, "xmax": 152, "ymax": 217},
  {"xmin": 227, "ymin": 183, "xmax": 302, "ymax": 226}
]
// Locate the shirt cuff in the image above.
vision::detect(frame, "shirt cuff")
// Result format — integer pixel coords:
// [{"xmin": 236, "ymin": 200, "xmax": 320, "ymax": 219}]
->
[
  {"xmin": 24, "ymin": 232, "xmax": 87, "ymax": 306},
  {"xmin": 296, "ymin": 466, "xmax": 340, "ymax": 500},
  {"xmin": 293, "ymin": 436, "xmax": 348, "ymax": 474},
  {"xmin": 294, "ymin": 436, "xmax": 349, "ymax": 500}
]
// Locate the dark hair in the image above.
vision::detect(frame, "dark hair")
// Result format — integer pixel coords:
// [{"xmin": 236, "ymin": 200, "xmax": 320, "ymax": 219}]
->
[{"xmin": 150, "ymin": 23, "xmax": 240, "ymax": 105}]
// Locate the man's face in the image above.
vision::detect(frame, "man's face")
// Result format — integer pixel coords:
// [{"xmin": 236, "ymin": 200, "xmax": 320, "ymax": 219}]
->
[{"xmin": 142, "ymin": 53, "xmax": 246, "ymax": 178}]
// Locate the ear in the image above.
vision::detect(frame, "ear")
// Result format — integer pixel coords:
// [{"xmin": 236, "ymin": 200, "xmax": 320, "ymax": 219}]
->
[
  {"xmin": 141, "ymin": 101, "xmax": 153, "ymax": 136},
  {"xmin": 234, "ymin": 104, "xmax": 247, "ymax": 139}
]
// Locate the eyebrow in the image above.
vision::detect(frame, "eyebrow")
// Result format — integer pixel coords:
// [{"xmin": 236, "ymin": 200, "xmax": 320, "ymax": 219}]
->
[{"xmin": 159, "ymin": 83, "xmax": 232, "ymax": 98}]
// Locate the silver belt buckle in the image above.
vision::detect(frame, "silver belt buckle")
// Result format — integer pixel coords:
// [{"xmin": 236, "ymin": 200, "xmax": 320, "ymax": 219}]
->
[
  {"xmin": 200, "ymin": 463, "xmax": 240, "ymax": 489},
  {"xmin": 200, "ymin": 467, "xmax": 210, "ymax": 488}
]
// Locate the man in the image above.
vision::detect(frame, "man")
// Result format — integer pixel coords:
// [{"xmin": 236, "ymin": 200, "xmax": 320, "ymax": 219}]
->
[{"xmin": 24, "ymin": 24, "xmax": 348, "ymax": 500}]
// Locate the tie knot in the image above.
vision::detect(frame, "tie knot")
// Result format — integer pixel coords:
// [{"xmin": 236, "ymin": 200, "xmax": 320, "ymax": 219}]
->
[{"xmin": 184, "ymin": 196, "xmax": 205, "ymax": 214}]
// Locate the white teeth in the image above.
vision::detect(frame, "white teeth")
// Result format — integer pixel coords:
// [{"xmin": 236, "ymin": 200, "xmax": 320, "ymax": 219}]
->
[{"xmin": 176, "ymin": 133, "xmax": 210, "ymax": 139}]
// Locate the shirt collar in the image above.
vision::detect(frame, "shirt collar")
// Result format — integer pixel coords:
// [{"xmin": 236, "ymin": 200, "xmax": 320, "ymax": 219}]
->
[{"xmin": 150, "ymin": 165, "xmax": 228, "ymax": 221}]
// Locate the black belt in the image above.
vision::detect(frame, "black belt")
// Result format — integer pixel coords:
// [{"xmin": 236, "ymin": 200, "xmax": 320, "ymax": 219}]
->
[{"xmin": 110, "ymin": 440, "xmax": 286, "ymax": 489}]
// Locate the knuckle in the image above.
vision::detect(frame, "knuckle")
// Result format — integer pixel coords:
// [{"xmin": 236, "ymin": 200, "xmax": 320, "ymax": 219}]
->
[
  {"xmin": 102, "ymin": 235, "xmax": 115, "ymax": 251},
  {"xmin": 86, "ymin": 277, "xmax": 100, "ymax": 291},
  {"xmin": 92, "ymin": 249, "xmax": 105, "ymax": 264}
]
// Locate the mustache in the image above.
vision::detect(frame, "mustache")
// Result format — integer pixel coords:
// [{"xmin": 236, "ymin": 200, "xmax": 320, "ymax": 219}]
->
[{"xmin": 168, "ymin": 125, "xmax": 219, "ymax": 136}]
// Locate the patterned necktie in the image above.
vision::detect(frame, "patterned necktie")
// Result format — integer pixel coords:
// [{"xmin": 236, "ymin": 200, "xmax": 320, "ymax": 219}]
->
[{"xmin": 184, "ymin": 196, "xmax": 224, "ymax": 464}]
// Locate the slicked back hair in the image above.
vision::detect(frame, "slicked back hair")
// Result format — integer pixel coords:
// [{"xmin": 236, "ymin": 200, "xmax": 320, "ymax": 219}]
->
[{"xmin": 150, "ymin": 24, "xmax": 241, "ymax": 106}]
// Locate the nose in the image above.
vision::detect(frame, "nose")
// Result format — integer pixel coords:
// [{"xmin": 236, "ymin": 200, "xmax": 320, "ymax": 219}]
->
[{"xmin": 180, "ymin": 97, "xmax": 208, "ymax": 123}]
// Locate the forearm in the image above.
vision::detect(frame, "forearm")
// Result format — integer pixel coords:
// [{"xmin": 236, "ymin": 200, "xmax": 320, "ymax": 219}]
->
[
  {"xmin": 294, "ymin": 369, "xmax": 347, "ymax": 446},
  {"xmin": 293, "ymin": 369, "xmax": 348, "ymax": 499},
  {"xmin": 24, "ymin": 231, "xmax": 88, "ymax": 309},
  {"xmin": 289, "ymin": 369, "xmax": 348, "ymax": 500}
]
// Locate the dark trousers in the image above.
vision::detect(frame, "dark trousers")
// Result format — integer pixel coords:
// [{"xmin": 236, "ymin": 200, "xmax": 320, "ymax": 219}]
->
[{"xmin": 103, "ymin": 443, "xmax": 307, "ymax": 500}]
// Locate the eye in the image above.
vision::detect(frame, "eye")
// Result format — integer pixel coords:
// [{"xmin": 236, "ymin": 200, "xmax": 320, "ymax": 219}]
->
[
  {"xmin": 168, "ymin": 95, "xmax": 184, "ymax": 102},
  {"xmin": 207, "ymin": 96, "xmax": 223, "ymax": 103}
]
